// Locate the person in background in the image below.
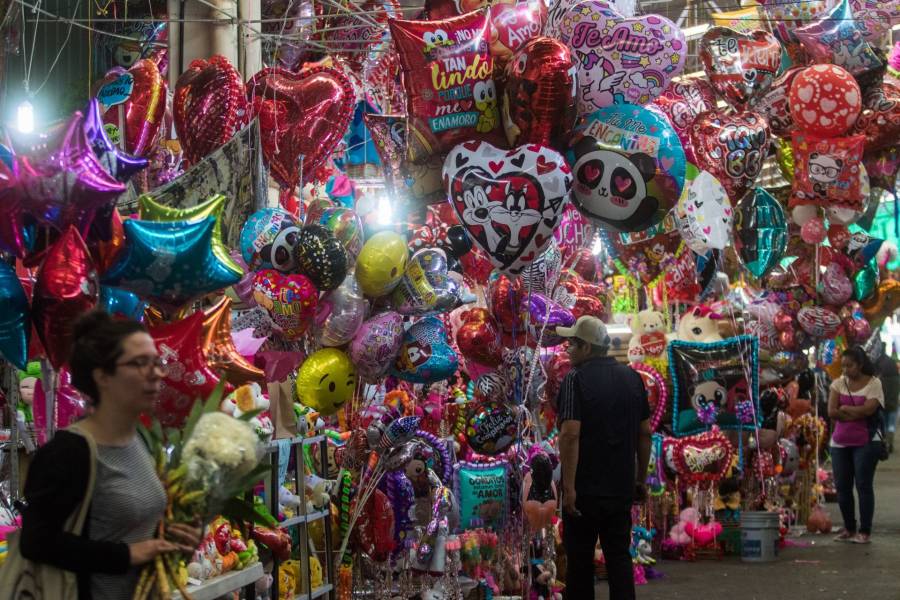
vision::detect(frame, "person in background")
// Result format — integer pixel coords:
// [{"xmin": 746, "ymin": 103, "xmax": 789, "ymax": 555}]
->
[
  {"xmin": 873, "ymin": 342, "xmax": 899, "ymax": 454},
  {"xmin": 828, "ymin": 346, "xmax": 884, "ymax": 545},
  {"xmin": 556, "ymin": 316, "xmax": 651, "ymax": 600},
  {"xmin": 19, "ymin": 311, "xmax": 200, "ymax": 599}
]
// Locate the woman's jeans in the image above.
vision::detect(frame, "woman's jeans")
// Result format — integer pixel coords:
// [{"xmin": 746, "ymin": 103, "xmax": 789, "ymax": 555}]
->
[{"xmin": 831, "ymin": 442, "xmax": 881, "ymax": 534}]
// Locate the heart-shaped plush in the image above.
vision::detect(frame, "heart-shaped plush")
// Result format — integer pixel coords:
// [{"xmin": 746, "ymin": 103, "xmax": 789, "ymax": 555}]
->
[
  {"xmin": 690, "ymin": 111, "xmax": 770, "ymax": 201},
  {"xmin": 631, "ymin": 363, "xmax": 668, "ymax": 432},
  {"xmin": 699, "ymin": 27, "xmax": 781, "ymax": 109},
  {"xmin": 443, "ymin": 141, "xmax": 572, "ymax": 276},
  {"xmin": 665, "ymin": 428, "xmax": 735, "ymax": 484},
  {"xmin": 247, "ymin": 66, "xmax": 354, "ymax": 190},
  {"xmin": 174, "ymin": 55, "xmax": 247, "ymax": 167},
  {"xmin": 456, "ymin": 307, "xmax": 503, "ymax": 367},
  {"xmin": 652, "ymin": 79, "xmax": 718, "ymax": 163},
  {"xmin": 558, "ymin": 1, "xmax": 686, "ymax": 113},
  {"xmin": 100, "ymin": 59, "xmax": 167, "ymax": 157}
]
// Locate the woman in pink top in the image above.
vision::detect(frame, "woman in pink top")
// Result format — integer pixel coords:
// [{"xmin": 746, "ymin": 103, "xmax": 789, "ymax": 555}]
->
[{"xmin": 827, "ymin": 346, "xmax": 884, "ymax": 544}]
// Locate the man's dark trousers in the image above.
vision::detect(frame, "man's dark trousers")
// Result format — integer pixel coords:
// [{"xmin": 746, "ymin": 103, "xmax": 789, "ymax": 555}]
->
[{"xmin": 563, "ymin": 495, "xmax": 634, "ymax": 600}]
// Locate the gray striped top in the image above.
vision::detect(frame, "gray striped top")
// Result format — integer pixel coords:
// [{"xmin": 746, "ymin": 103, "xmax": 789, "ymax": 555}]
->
[{"xmin": 88, "ymin": 437, "xmax": 167, "ymax": 600}]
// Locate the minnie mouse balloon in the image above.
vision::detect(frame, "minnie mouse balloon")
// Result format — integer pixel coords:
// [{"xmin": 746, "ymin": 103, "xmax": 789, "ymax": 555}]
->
[
  {"xmin": 393, "ymin": 316, "xmax": 459, "ymax": 384},
  {"xmin": 390, "ymin": 11, "xmax": 500, "ymax": 163},
  {"xmin": 674, "ymin": 167, "xmax": 733, "ymax": 254},
  {"xmin": 442, "ymin": 141, "xmax": 572, "ymax": 276},
  {"xmin": 567, "ymin": 104, "xmax": 686, "ymax": 232},
  {"xmin": 699, "ymin": 28, "xmax": 781, "ymax": 109},
  {"xmin": 558, "ymin": 1, "xmax": 686, "ymax": 113},
  {"xmin": 690, "ymin": 111, "xmax": 769, "ymax": 201},
  {"xmin": 788, "ymin": 65, "xmax": 861, "ymax": 137}
]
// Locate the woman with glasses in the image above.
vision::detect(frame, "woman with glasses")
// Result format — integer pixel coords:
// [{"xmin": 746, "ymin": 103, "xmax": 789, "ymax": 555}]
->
[{"xmin": 18, "ymin": 311, "xmax": 200, "ymax": 599}]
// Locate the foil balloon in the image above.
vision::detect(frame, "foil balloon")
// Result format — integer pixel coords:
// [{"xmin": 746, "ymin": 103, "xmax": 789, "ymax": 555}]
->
[
  {"xmin": 366, "ymin": 113, "xmax": 407, "ymax": 190},
  {"xmin": 800, "ymin": 217, "xmax": 826, "ymax": 245},
  {"xmin": 350, "ymin": 311, "xmax": 404, "ymax": 380},
  {"xmin": 821, "ymin": 262, "xmax": 853, "ymax": 306},
  {"xmin": 456, "ymin": 462, "xmax": 509, "ymax": 530},
  {"xmin": 100, "ymin": 59, "xmax": 167, "ymax": 156},
  {"xmin": 455, "ymin": 307, "xmax": 503, "ymax": 367},
  {"xmin": 389, "ymin": 11, "xmax": 500, "ymax": 163},
  {"xmin": 473, "ymin": 371, "xmax": 509, "ymax": 402},
  {"xmin": 261, "ymin": 0, "xmax": 315, "ymax": 70},
  {"xmin": 797, "ymin": 306, "xmax": 841, "ymax": 339},
  {"xmin": 602, "ymin": 217, "xmax": 681, "ymax": 286},
  {"xmin": 0, "ymin": 260, "xmax": 30, "ymax": 369},
  {"xmin": 252, "ymin": 269, "xmax": 318, "ymax": 340},
  {"xmin": 202, "ymin": 296, "xmax": 265, "ymax": 385},
  {"xmin": 652, "ymin": 79, "xmax": 718, "ymax": 164},
  {"xmin": 239, "ymin": 207, "xmax": 301, "ymax": 272},
  {"xmin": 138, "ymin": 193, "xmax": 240, "ymax": 273},
  {"xmin": 865, "ymin": 147, "xmax": 900, "ymax": 192},
  {"xmin": 393, "ymin": 316, "xmax": 459, "ymax": 384},
  {"xmin": 247, "ymin": 67, "xmax": 354, "ymax": 189},
  {"xmin": 293, "ymin": 224, "xmax": 349, "ymax": 292},
  {"xmin": 558, "ymin": 1, "xmax": 686, "ymax": 113},
  {"xmin": 753, "ymin": 67, "xmax": 801, "ymax": 137},
  {"xmin": 98, "ymin": 285, "xmax": 147, "ymax": 321},
  {"xmin": 0, "ymin": 160, "xmax": 24, "ymax": 257},
  {"xmin": 488, "ymin": 272, "xmax": 526, "ymax": 334},
  {"xmin": 102, "ymin": 217, "xmax": 243, "ymax": 311},
  {"xmin": 521, "ymin": 293, "xmax": 575, "ymax": 346},
  {"xmin": 689, "ymin": 110, "xmax": 769, "ymax": 201},
  {"xmin": 553, "ymin": 202, "xmax": 595, "ymax": 264},
  {"xmin": 355, "ymin": 231, "xmax": 409, "ymax": 297},
  {"xmin": 32, "ymin": 227, "xmax": 100, "ymax": 369},
  {"xmin": 788, "ymin": 65, "xmax": 861, "ymax": 137},
  {"xmin": 853, "ymin": 261, "xmax": 878, "ymax": 302},
  {"xmin": 502, "ymin": 345, "xmax": 544, "ymax": 406},
  {"xmin": 850, "ymin": 82, "xmax": 900, "ymax": 153},
  {"xmin": 711, "ymin": 6, "xmax": 762, "ymax": 33},
  {"xmin": 442, "ymin": 141, "xmax": 572, "ymax": 276},
  {"xmin": 149, "ymin": 312, "xmax": 224, "ymax": 428},
  {"xmin": 674, "ymin": 166, "xmax": 733, "ymax": 254},
  {"xmin": 567, "ymin": 104, "xmax": 686, "ymax": 232},
  {"xmin": 354, "ymin": 489, "xmax": 396, "ymax": 563},
  {"xmin": 502, "ymin": 36, "xmax": 577, "ymax": 149},
  {"xmin": 794, "ymin": 0, "xmax": 883, "ymax": 78},
  {"xmin": 174, "ymin": 55, "xmax": 248, "ymax": 166},
  {"xmin": 316, "ymin": 271, "xmax": 367, "ymax": 347},
  {"xmin": 311, "ymin": 206, "xmax": 364, "ymax": 262},
  {"xmin": 862, "ymin": 280, "xmax": 900, "ymax": 327},
  {"xmin": 699, "ymin": 28, "xmax": 781, "ymax": 109},
  {"xmin": 789, "ymin": 133, "xmax": 866, "ymax": 211},
  {"xmin": 392, "ymin": 248, "xmax": 461, "ymax": 315},
  {"xmin": 466, "ymin": 401, "xmax": 517, "ymax": 455},
  {"xmin": 33, "ymin": 368, "xmax": 85, "ymax": 437},
  {"xmin": 519, "ymin": 239, "xmax": 562, "ymax": 296},
  {"xmin": 83, "ymin": 98, "xmax": 147, "ymax": 182},
  {"xmin": 760, "ymin": 0, "xmax": 828, "ymax": 46},
  {"xmin": 89, "ymin": 206, "xmax": 126, "ymax": 274},
  {"xmin": 734, "ymin": 188, "xmax": 787, "ymax": 278},
  {"xmin": 489, "ymin": 0, "xmax": 547, "ymax": 65},
  {"xmin": 296, "ymin": 348, "xmax": 357, "ymax": 415},
  {"xmin": 17, "ymin": 111, "xmax": 126, "ymax": 234}
]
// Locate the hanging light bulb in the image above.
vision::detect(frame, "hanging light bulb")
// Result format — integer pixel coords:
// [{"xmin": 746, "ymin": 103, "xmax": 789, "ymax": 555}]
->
[
  {"xmin": 376, "ymin": 195, "xmax": 394, "ymax": 226},
  {"xmin": 591, "ymin": 233, "xmax": 603, "ymax": 256},
  {"xmin": 16, "ymin": 100, "xmax": 34, "ymax": 134}
]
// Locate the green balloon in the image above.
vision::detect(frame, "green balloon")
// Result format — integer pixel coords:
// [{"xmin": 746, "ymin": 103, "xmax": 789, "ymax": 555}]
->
[{"xmin": 853, "ymin": 261, "xmax": 878, "ymax": 302}]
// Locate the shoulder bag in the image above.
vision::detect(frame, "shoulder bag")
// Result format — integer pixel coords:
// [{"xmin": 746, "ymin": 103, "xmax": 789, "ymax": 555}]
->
[{"xmin": 0, "ymin": 424, "xmax": 98, "ymax": 600}]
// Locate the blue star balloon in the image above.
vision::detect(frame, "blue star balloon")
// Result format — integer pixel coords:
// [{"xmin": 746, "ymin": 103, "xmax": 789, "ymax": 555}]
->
[
  {"xmin": 0, "ymin": 260, "xmax": 30, "ymax": 369},
  {"xmin": 98, "ymin": 285, "xmax": 147, "ymax": 321},
  {"xmin": 102, "ymin": 217, "xmax": 243, "ymax": 310}
]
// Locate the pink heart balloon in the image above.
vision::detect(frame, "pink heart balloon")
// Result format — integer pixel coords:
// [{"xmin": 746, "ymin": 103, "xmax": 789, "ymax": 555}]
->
[
  {"xmin": 652, "ymin": 80, "xmax": 718, "ymax": 163},
  {"xmin": 689, "ymin": 110, "xmax": 770, "ymax": 201},
  {"xmin": 558, "ymin": 1, "xmax": 686, "ymax": 113}
]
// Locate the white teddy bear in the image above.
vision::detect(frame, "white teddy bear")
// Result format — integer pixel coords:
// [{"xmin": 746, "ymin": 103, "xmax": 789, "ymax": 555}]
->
[
  {"xmin": 627, "ymin": 309, "xmax": 668, "ymax": 363},
  {"xmin": 221, "ymin": 382, "xmax": 274, "ymax": 443}
]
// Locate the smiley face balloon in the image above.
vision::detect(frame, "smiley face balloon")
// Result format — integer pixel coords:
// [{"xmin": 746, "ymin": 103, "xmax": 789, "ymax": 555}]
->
[{"xmin": 295, "ymin": 348, "xmax": 357, "ymax": 415}]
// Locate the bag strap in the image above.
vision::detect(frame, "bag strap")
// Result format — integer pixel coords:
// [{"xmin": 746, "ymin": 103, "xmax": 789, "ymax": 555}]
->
[{"xmin": 63, "ymin": 423, "xmax": 98, "ymax": 536}]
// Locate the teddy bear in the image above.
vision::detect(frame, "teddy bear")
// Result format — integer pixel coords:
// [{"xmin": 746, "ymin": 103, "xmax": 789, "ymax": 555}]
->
[
  {"xmin": 675, "ymin": 305, "xmax": 724, "ymax": 343},
  {"xmin": 222, "ymin": 382, "xmax": 274, "ymax": 443},
  {"xmin": 305, "ymin": 474, "xmax": 334, "ymax": 512},
  {"xmin": 627, "ymin": 309, "xmax": 668, "ymax": 363}
]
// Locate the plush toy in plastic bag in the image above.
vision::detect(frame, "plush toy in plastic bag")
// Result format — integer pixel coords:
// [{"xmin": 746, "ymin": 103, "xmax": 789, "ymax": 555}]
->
[{"xmin": 455, "ymin": 460, "xmax": 509, "ymax": 530}]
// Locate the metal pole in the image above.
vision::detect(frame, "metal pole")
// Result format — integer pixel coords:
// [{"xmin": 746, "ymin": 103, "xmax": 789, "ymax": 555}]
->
[{"xmin": 40, "ymin": 358, "xmax": 55, "ymax": 441}]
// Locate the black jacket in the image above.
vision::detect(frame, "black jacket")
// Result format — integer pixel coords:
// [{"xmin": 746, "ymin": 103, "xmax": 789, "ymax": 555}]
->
[{"xmin": 19, "ymin": 431, "xmax": 131, "ymax": 599}]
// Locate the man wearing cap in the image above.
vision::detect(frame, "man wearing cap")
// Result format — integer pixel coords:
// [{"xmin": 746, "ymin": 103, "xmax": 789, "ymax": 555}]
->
[{"xmin": 556, "ymin": 316, "xmax": 652, "ymax": 600}]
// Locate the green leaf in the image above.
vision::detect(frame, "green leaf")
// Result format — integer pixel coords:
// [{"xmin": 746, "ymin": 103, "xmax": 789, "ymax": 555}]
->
[
  {"xmin": 203, "ymin": 379, "xmax": 228, "ymax": 414},
  {"xmin": 223, "ymin": 464, "xmax": 271, "ymax": 499},
  {"xmin": 237, "ymin": 409, "xmax": 263, "ymax": 422},
  {"xmin": 221, "ymin": 497, "xmax": 278, "ymax": 528},
  {"xmin": 179, "ymin": 395, "xmax": 207, "ymax": 448}
]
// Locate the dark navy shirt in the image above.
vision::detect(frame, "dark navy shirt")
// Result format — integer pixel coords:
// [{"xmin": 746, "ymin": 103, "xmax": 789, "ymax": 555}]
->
[{"xmin": 558, "ymin": 356, "xmax": 649, "ymax": 499}]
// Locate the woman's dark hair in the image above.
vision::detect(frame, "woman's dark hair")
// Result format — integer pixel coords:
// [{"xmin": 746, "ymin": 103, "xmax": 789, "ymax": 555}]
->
[
  {"xmin": 69, "ymin": 311, "xmax": 147, "ymax": 404},
  {"xmin": 842, "ymin": 345, "xmax": 877, "ymax": 378}
]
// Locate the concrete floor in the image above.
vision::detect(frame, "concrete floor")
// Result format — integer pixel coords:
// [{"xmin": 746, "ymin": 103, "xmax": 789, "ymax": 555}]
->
[{"xmin": 596, "ymin": 452, "xmax": 900, "ymax": 600}]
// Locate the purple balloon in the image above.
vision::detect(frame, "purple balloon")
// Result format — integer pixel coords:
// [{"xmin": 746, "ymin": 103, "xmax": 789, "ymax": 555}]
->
[
  {"xmin": 83, "ymin": 98, "xmax": 147, "ymax": 182},
  {"xmin": 522, "ymin": 293, "xmax": 575, "ymax": 346}
]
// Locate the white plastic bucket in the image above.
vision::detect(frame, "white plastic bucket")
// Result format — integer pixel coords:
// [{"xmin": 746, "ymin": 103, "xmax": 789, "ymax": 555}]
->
[{"xmin": 740, "ymin": 511, "xmax": 780, "ymax": 563}]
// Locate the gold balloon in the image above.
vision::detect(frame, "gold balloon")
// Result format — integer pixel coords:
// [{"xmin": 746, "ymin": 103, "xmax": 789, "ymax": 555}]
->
[
  {"xmin": 712, "ymin": 6, "xmax": 761, "ymax": 33},
  {"xmin": 862, "ymin": 279, "xmax": 900, "ymax": 328},
  {"xmin": 296, "ymin": 348, "xmax": 357, "ymax": 415},
  {"xmin": 202, "ymin": 296, "xmax": 265, "ymax": 385},
  {"xmin": 354, "ymin": 231, "xmax": 409, "ymax": 297},
  {"xmin": 775, "ymin": 138, "xmax": 794, "ymax": 183},
  {"xmin": 138, "ymin": 193, "xmax": 242, "ymax": 273}
]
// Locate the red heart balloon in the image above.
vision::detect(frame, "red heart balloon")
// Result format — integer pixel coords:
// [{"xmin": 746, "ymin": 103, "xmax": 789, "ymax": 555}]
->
[
  {"xmin": 699, "ymin": 27, "xmax": 782, "ymax": 109},
  {"xmin": 174, "ymin": 55, "xmax": 248, "ymax": 167},
  {"xmin": 850, "ymin": 81, "xmax": 900, "ymax": 153},
  {"xmin": 102, "ymin": 59, "xmax": 167, "ymax": 157},
  {"xmin": 456, "ymin": 307, "xmax": 503, "ymax": 367},
  {"xmin": 665, "ymin": 428, "xmax": 735, "ymax": 484},
  {"xmin": 32, "ymin": 227, "xmax": 100, "ymax": 369},
  {"xmin": 652, "ymin": 79, "xmax": 718, "ymax": 164},
  {"xmin": 753, "ymin": 66, "xmax": 801, "ymax": 137},
  {"xmin": 690, "ymin": 110, "xmax": 770, "ymax": 201},
  {"xmin": 248, "ymin": 67, "xmax": 354, "ymax": 190},
  {"xmin": 489, "ymin": 274, "xmax": 526, "ymax": 334}
]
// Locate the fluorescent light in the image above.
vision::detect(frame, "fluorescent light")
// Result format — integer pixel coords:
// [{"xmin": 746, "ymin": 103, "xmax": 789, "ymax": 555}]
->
[
  {"xmin": 16, "ymin": 100, "xmax": 34, "ymax": 134},
  {"xmin": 682, "ymin": 24, "xmax": 709, "ymax": 39}
]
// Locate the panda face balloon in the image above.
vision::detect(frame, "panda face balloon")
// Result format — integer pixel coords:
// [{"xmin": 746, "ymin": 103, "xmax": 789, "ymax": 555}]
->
[{"xmin": 240, "ymin": 208, "xmax": 301, "ymax": 272}]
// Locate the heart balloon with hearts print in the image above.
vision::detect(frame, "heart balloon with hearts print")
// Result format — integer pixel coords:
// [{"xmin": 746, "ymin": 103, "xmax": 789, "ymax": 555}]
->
[
  {"xmin": 247, "ymin": 67, "xmax": 354, "ymax": 190},
  {"xmin": 442, "ymin": 141, "xmax": 573, "ymax": 276}
]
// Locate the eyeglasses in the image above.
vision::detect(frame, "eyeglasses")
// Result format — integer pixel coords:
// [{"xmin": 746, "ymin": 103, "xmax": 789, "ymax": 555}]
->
[{"xmin": 116, "ymin": 356, "xmax": 168, "ymax": 376}]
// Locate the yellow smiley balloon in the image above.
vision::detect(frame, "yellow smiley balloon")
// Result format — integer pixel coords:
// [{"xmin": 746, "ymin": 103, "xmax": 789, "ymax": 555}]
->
[
  {"xmin": 296, "ymin": 348, "xmax": 357, "ymax": 415},
  {"xmin": 355, "ymin": 231, "xmax": 409, "ymax": 297}
]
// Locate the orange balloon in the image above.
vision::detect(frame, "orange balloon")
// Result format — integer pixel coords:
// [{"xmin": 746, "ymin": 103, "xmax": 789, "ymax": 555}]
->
[
  {"xmin": 202, "ymin": 296, "xmax": 265, "ymax": 385},
  {"xmin": 92, "ymin": 208, "xmax": 126, "ymax": 274},
  {"xmin": 862, "ymin": 279, "xmax": 900, "ymax": 328}
]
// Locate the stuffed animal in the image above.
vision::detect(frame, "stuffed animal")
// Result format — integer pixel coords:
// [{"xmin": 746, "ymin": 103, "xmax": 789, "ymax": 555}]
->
[
  {"xmin": 675, "ymin": 305, "xmax": 723, "ymax": 343},
  {"xmin": 305, "ymin": 474, "xmax": 334, "ymax": 511},
  {"xmin": 223, "ymin": 383, "xmax": 274, "ymax": 442},
  {"xmin": 279, "ymin": 485, "xmax": 302, "ymax": 517},
  {"xmin": 627, "ymin": 310, "xmax": 668, "ymax": 363},
  {"xmin": 683, "ymin": 519, "xmax": 723, "ymax": 547},
  {"xmin": 668, "ymin": 507, "xmax": 700, "ymax": 546}
]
